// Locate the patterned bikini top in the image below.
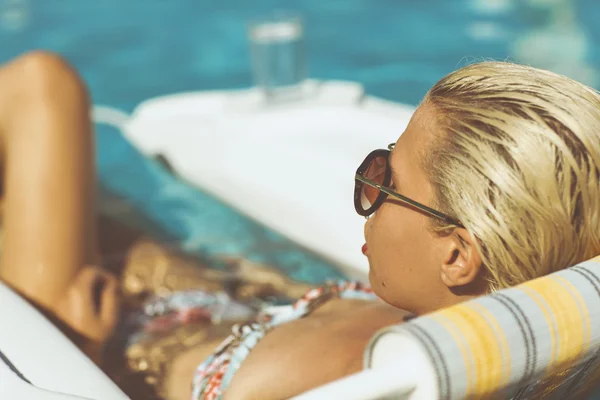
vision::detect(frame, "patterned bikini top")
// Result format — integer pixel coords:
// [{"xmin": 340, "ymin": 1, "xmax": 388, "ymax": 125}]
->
[{"xmin": 192, "ymin": 281, "xmax": 377, "ymax": 400}]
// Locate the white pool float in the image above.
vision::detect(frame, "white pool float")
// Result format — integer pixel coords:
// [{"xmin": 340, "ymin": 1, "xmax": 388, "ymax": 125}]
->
[{"xmin": 119, "ymin": 80, "xmax": 416, "ymax": 279}]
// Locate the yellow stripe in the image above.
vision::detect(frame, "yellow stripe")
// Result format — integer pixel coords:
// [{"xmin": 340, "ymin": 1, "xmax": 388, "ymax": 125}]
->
[
  {"xmin": 522, "ymin": 276, "xmax": 587, "ymax": 374},
  {"xmin": 430, "ymin": 313, "xmax": 474, "ymax": 394},
  {"xmin": 469, "ymin": 301, "xmax": 511, "ymax": 389},
  {"xmin": 552, "ymin": 275, "xmax": 590, "ymax": 358},
  {"xmin": 453, "ymin": 306, "xmax": 503, "ymax": 396},
  {"xmin": 519, "ymin": 285, "xmax": 557, "ymax": 370},
  {"xmin": 434, "ymin": 304, "xmax": 504, "ymax": 397}
]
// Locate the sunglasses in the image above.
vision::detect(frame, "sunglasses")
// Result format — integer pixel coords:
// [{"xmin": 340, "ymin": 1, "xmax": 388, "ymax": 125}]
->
[{"xmin": 354, "ymin": 143, "xmax": 463, "ymax": 227}]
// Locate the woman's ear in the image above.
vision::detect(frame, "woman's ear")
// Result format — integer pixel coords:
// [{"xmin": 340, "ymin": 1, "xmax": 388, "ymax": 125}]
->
[{"xmin": 440, "ymin": 228, "xmax": 482, "ymax": 289}]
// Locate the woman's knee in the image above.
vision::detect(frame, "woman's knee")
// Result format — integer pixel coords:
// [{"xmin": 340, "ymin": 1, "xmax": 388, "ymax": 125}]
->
[{"xmin": 13, "ymin": 50, "xmax": 89, "ymax": 107}]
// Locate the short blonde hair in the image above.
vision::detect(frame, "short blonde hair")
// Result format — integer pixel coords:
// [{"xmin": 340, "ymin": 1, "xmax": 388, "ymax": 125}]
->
[{"xmin": 424, "ymin": 62, "xmax": 600, "ymax": 291}]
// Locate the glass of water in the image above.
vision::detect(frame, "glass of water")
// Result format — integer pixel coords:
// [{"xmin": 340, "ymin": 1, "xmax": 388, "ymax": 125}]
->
[{"xmin": 248, "ymin": 11, "xmax": 307, "ymax": 102}]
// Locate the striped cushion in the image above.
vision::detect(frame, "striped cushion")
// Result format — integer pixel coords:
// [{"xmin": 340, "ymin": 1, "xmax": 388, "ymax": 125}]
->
[{"xmin": 366, "ymin": 257, "xmax": 600, "ymax": 399}]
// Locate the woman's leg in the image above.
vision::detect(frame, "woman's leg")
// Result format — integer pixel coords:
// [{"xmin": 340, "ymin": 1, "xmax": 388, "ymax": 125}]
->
[{"xmin": 0, "ymin": 51, "xmax": 100, "ymax": 314}]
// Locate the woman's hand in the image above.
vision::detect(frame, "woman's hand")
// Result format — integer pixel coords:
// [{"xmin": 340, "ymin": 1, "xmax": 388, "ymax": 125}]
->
[{"xmin": 54, "ymin": 265, "xmax": 120, "ymax": 362}]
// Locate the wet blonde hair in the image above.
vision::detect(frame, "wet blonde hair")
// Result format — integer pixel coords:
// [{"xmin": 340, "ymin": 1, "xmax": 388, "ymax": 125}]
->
[{"xmin": 424, "ymin": 62, "xmax": 600, "ymax": 291}]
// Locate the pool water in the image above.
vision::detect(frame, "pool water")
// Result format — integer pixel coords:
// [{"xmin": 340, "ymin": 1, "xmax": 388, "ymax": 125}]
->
[
  {"xmin": 1, "ymin": 0, "xmax": 599, "ymax": 283},
  {"xmin": 2, "ymin": 0, "xmax": 599, "ymax": 110}
]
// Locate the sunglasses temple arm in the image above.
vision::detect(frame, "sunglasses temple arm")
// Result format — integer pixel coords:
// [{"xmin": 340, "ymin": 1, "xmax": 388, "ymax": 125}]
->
[{"xmin": 356, "ymin": 175, "xmax": 462, "ymax": 227}]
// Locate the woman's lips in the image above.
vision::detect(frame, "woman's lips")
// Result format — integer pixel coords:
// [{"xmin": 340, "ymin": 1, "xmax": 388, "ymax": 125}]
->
[{"xmin": 362, "ymin": 243, "xmax": 368, "ymax": 255}]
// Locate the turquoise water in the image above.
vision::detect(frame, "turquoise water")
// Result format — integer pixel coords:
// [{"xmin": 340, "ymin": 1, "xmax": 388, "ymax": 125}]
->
[
  {"xmin": 95, "ymin": 125, "xmax": 348, "ymax": 284},
  {"xmin": 1, "ymin": 0, "xmax": 599, "ymax": 283},
  {"xmin": 2, "ymin": 0, "xmax": 599, "ymax": 109}
]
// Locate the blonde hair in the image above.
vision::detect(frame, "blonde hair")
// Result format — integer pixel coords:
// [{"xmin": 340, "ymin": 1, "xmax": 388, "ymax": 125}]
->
[{"xmin": 424, "ymin": 61, "xmax": 600, "ymax": 291}]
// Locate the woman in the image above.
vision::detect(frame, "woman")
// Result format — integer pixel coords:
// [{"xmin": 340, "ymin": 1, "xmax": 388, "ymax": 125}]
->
[
  {"xmin": 177, "ymin": 60, "xmax": 600, "ymax": 399},
  {"xmin": 2, "ymin": 51, "xmax": 600, "ymax": 400}
]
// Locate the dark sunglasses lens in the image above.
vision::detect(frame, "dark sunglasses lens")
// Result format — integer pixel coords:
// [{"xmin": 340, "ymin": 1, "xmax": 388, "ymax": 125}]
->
[{"xmin": 360, "ymin": 154, "xmax": 388, "ymax": 211}]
